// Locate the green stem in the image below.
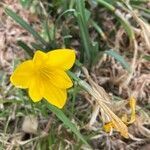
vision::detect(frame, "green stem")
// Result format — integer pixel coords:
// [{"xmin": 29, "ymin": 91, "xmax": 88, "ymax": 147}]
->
[{"xmin": 67, "ymin": 71, "xmax": 92, "ymax": 93}]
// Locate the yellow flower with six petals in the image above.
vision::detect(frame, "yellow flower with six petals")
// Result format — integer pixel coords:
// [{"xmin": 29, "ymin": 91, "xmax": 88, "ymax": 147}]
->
[{"xmin": 10, "ymin": 49, "xmax": 75, "ymax": 108}]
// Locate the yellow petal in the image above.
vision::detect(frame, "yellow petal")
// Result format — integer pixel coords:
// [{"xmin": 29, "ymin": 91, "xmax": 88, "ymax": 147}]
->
[
  {"xmin": 47, "ymin": 49, "xmax": 75, "ymax": 70},
  {"xmin": 10, "ymin": 60, "xmax": 33, "ymax": 89},
  {"xmin": 28, "ymin": 78, "xmax": 43, "ymax": 102},
  {"xmin": 121, "ymin": 114, "xmax": 128, "ymax": 123},
  {"xmin": 43, "ymin": 79, "xmax": 67, "ymax": 108},
  {"xmin": 103, "ymin": 122, "xmax": 114, "ymax": 133},
  {"xmin": 33, "ymin": 50, "xmax": 47, "ymax": 66},
  {"xmin": 127, "ymin": 96, "xmax": 136, "ymax": 124},
  {"xmin": 48, "ymin": 69, "xmax": 73, "ymax": 89}
]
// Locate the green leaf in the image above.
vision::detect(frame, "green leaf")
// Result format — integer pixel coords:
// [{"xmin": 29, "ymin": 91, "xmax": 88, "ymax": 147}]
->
[
  {"xmin": 45, "ymin": 101, "xmax": 89, "ymax": 146},
  {"xmin": 31, "ymin": 42, "xmax": 44, "ymax": 51},
  {"xmin": 5, "ymin": 8, "xmax": 47, "ymax": 46},
  {"xmin": 105, "ymin": 50, "xmax": 131, "ymax": 72}
]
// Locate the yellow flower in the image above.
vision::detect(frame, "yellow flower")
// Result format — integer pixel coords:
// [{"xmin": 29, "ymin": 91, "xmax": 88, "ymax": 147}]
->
[{"xmin": 10, "ymin": 49, "xmax": 75, "ymax": 108}]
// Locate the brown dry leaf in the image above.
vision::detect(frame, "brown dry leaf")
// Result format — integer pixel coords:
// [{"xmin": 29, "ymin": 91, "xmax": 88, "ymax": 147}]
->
[
  {"xmin": 82, "ymin": 67, "xmax": 129, "ymax": 138},
  {"xmin": 100, "ymin": 102, "xmax": 129, "ymax": 138}
]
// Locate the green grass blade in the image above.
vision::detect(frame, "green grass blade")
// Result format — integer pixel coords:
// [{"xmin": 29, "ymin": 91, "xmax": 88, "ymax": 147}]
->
[
  {"xmin": 75, "ymin": 0, "xmax": 92, "ymax": 65},
  {"xmin": 96, "ymin": 0, "xmax": 115, "ymax": 11},
  {"xmin": 130, "ymin": 0, "xmax": 149, "ymax": 5},
  {"xmin": 96, "ymin": 0, "xmax": 135, "ymax": 40},
  {"xmin": 45, "ymin": 101, "xmax": 89, "ymax": 146},
  {"xmin": 91, "ymin": 20, "xmax": 107, "ymax": 41},
  {"xmin": 53, "ymin": 9, "xmax": 75, "ymax": 48},
  {"xmin": 31, "ymin": 42, "xmax": 44, "ymax": 51},
  {"xmin": 5, "ymin": 8, "xmax": 47, "ymax": 46},
  {"xmin": 44, "ymin": 20, "xmax": 52, "ymax": 43},
  {"xmin": 115, "ymin": 11, "xmax": 135, "ymax": 40},
  {"xmin": 67, "ymin": 71, "xmax": 92, "ymax": 93},
  {"xmin": 132, "ymin": 5, "xmax": 150, "ymax": 14},
  {"xmin": 56, "ymin": 9, "xmax": 75, "ymax": 24},
  {"xmin": 105, "ymin": 50, "xmax": 131, "ymax": 72},
  {"xmin": 19, "ymin": 0, "xmax": 33, "ymax": 9},
  {"xmin": 17, "ymin": 40, "xmax": 34, "ymax": 57},
  {"xmin": 143, "ymin": 55, "xmax": 150, "ymax": 61}
]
